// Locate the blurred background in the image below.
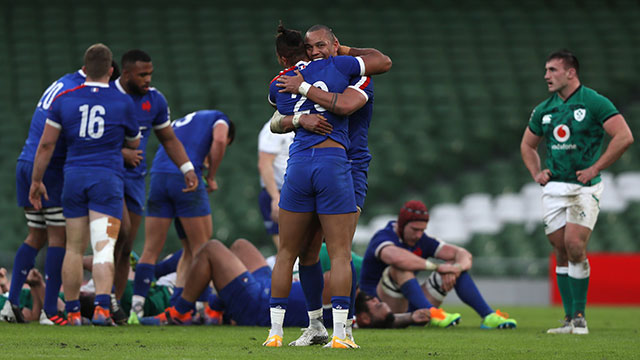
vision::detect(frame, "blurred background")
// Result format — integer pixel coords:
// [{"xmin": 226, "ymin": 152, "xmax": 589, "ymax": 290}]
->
[{"xmin": 1, "ymin": 0, "xmax": 639, "ymax": 300}]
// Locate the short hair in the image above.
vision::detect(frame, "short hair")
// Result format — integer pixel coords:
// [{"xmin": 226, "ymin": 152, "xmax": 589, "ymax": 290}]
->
[
  {"xmin": 227, "ymin": 119, "xmax": 236, "ymax": 145},
  {"xmin": 306, "ymin": 24, "xmax": 337, "ymax": 43},
  {"xmin": 547, "ymin": 49, "xmax": 579, "ymax": 76},
  {"xmin": 275, "ymin": 22, "xmax": 306, "ymax": 62},
  {"xmin": 354, "ymin": 292, "xmax": 394, "ymax": 328},
  {"xmin": 83, "ymin": 43, "xmax": 113, "ymax": 79},
  {"xmin": 121, "ymin": 49, "xmax": 152, "ymax": 69}
]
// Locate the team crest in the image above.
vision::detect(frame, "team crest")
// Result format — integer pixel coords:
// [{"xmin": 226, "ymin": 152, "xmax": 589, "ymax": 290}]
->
[
  {"xmin": 553, "ymin": 124, "xmax": 570, "ymax": 142},
  {"xmin": 542, "ymin": 114, "xmax": 552, "ymax": 124},
  {"xmin": 574, "ymin": 108, "xmax": 586, "ymax": 121}
]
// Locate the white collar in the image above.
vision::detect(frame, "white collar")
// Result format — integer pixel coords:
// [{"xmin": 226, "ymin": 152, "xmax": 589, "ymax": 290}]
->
[{"xmin": 84, "ymin": 81, "xmax": 109, "ymax": 88}]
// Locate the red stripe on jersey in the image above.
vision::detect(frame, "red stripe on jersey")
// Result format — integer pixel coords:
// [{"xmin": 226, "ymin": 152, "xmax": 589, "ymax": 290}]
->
[
  {"xmin": 270, "ymin": 65, "xmax": 298, "ymax": 84},
  {"xmin": 358, "ymin": 76, "xmax": 371, "ymax": 90},
  {"xmin": 51, "ymin": 84, "xmax": 86, "ymax": 104}
]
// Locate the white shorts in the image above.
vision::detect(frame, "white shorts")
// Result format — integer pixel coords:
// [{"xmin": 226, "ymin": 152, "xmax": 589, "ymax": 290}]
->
[{"xmin": 542, "ymin": 181, "xmax": 604, "ymax": 235}]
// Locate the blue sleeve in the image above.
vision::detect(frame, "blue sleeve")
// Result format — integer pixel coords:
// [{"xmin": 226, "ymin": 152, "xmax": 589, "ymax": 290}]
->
[
  {"xmin": 348, "ymin": 76, "xmax": 373, "ymax": 102},
  {"xmin": 124, "ymin": 98, "xmax": 140, "ymax": 138},
  {"xmin": 46, "ymin": 98, "xmax": 62, "ymax": 128},
  {"xmin": 213, "ymin": 111, "xmax": 230, "ymax": 127},
  {"xmin": 268, "ymin": 81, "xmax": 278, "ymax": 106},
  {"xmin": 152, "ymin": 91, "xmax": 170, "ymax": 127},
  {"xmin": 420, "ymin": 235, "xmax": 442, "ymax": 258},
  {"xmin": 333, "ymin": 56, "xmax": 365, "ymax": 78}
]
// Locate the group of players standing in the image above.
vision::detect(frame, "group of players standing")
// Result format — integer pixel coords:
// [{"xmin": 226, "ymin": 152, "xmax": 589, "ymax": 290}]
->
[{"xmin": 2, "ymin": 20, "xmax": 633, "ymax": 349}]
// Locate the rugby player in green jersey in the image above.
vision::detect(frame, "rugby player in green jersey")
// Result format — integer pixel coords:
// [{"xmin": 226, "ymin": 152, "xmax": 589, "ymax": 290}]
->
[{"xmin": 520, "ymin": 50, "xmax": 633, "ymax": 335}]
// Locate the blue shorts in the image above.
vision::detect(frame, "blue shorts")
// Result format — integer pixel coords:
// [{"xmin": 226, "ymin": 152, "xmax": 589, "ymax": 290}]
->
[
  {"xmin": 124, "ymin": 176, "xmax": 146, "ymax": 215},
  {"xmin": 146, "ymin": 173, "xmax": 210, "ymax": 218},
  {"xmin": 218, "ymin": 267, "xmax": 271, "ymax": 327},
  {"xmin": 258, "ymin": 188, "xmax": 279, "ymax": 235},
  {"xmin": 62, "ymin": 168, "xmax": 124, "ymax": 219},
  {"xmin": 16, "ymin": 160, "xmax": 64, "ymax": 208},
  {"xmin": 279, "ymin": 148, "xmax": 357, "ymax": 214},
  {"xmin": 351, "ymin": 164, "xmax": 368, "ymax": 210}
]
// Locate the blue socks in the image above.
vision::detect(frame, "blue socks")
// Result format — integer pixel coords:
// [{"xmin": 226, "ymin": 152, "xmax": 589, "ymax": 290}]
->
[
  {"xmin": 299, "ymin": 261, "xmax": 324, "ymax": 311},
  {"xmin": 133, "ymin": 263, "xmax": 155, "ymax": 297},
  {"xmin": 9, "ymin": 243, "xmax": 38, "ymax": 304},
  {"xmin": 270, "ymin": 297, "xmax": 288, "ymax": 310},
  {"xmin": 66, "ymin": 299, "xmax": 81, "ymax": 314},
  {"xmin": 94, "ymin": 294, "xmax": 110, "ymax": 309},
  {"xmin": 175, "ymin": 296, "xmax": 195, "ymax": 314},
  {"xmin": 197, "ymin": 286, "xmax": 212, "ymax": 303},
  {"xmin": 170, "ymin": 287, "xmax": 184, "ymax": 306},
  {"xmin": 43, "ymin": 246, "xmax": 65, "ymax": 316},
  {"xmin": 331, "ymin": 296, "xmax": 350, "ymax": 311},
  {"xmin": 155, "ymin": 249, "xmax": 183, "ymax": 278},
  {"xmin": 454, "ymin": 272, "xmax": 493, "ymax": 317},
  {"xmin": 400, "ymin": 278, "xmax": 433, "ymax": 309},
  {"xmin": 208, "ymin": 293, "xmax": 225, "ymax": 311}
]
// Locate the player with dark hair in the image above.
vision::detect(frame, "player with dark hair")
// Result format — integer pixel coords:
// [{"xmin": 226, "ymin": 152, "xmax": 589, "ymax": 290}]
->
[
  {"xmin": 360, "ymin": 200, "xmax": 517, "ymax": 329},
  {"xmin": 108, "ymin": 49, "xmax": 198, "ymax": 325},
  {"xmin": 265, "ymin": 23, "xmax": 391, "ymax": 348},
  {"xmin": 128, "ymin": 110, "xmax": 233, "ymax": 324},
  {"xmin": 29, "ymin": 43, "xmax": 141, "ymax": 326},
  {"xmin": 521, "ymin": 49, "xmax": 633, "ymax": 334}
]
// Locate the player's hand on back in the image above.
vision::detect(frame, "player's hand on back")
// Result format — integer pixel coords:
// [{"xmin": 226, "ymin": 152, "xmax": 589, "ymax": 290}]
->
[
  {"xmin": 276, "ymin": 70, "xmax": 305, "ymax": 94},
  {"xmin": 182, "ymin": 171, "xmax": 199, "ymax": 193},
  {"xmin": 300, "ymin": 114, "xmax": 332, "ymax": 135},
  {"xmin": 28, "ymin": 181, "xmax": 48, "ymax": 210},
  {"xmin": 122, "ymin": 148, "xmax": 143, "ymax": 168}
]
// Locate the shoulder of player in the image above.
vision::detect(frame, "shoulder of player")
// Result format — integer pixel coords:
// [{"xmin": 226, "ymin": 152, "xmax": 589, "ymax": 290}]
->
[{"xmin": 270, "ymin": 65, "xmax": 298, "ymax": 84}]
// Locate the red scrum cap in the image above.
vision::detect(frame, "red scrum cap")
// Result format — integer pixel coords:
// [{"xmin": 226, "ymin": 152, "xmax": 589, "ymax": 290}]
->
[{"xmin": 397, "ymin": 200, "xmax": 429, "ymax": 239}]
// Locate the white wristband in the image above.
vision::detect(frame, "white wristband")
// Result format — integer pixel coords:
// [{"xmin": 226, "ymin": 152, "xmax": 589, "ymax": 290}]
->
[
  {"xmin": 292, "ymin": 113, "xmax": 302, "ymax": 128},
  {"xmin": 180, "ymin": 161, "xmax": 194, "ymax": 174},
  {"xmin": 425, "ymin": 259, "xmax": 438, "ymax": 271},
  {"xmin": 298, "ymin": 82, "xmax": 312, "ymax": 97},
  {"xmin": 269, "ymin": 110, "xmax": 286, "ymax": 133}
]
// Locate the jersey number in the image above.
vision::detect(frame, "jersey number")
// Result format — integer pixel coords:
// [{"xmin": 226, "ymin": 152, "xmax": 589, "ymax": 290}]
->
[
  {"xmin": 292, "ymin": 81, "xmax": 328, "ymax": 113},
  {"xmin": 78, "ymin": 104, "xmax": 105, "ymax": 139},
  {"xmin": 173, "ymin": 112, "xmax": 195, "ymax": 128},
  {"xmin": 38, "ymin": 82, "xmax": 64, "ymax": 110}
]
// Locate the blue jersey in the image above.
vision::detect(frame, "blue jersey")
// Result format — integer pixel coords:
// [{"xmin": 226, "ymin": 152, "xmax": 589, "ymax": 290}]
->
[
  {"xmin": 269, "ymin": 56, "xmax": 365, "ymax": 155},
  {"xmin": 150, "ymin": 110, "xmax": 230, "ymax": 176},
  {"xmin": 46, "ymin": 82, "xmax": 140, "ymax": 174},
  {"xmin": 114, "ymin": 80, "xmax": 170, "ymax": 178},
  {"xmin": 18, "ymin": 70, "xmax": 87, "ymax": 169},
  {"xmin": 347, "ymin": 76, "xmax": 374, "ymax": 167},
  {"xmin": 360, "ymin": 221, "xmax": 443, "ymax": 297}
]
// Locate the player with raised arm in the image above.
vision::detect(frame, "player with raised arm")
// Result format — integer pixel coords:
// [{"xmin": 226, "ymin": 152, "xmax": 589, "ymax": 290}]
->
[
  {"xmin": 264, "ymin": 23, "xmax": 390, "ymax": 349},
  {"xmin": 360, "ymin": 200, "xmax": 517, "ymax": 329},
  {"xmin": 521, "ymin": 50, "xmax": 633, "ymax": 334},
  {"xmin": 29, "ymin": 43, "xmax": 141, "ymax": 326},
  {"xmin": 128, "ymin": 110, "xmax": 234, "ymax": 324}
]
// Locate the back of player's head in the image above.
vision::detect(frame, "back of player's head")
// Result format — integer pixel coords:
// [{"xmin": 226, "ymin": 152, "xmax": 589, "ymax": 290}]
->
[
  {"xmin": 121, "ymin": 49, "xmax": 152, "ymax": 69},
  {"xmin": 306, "ymin": 24, "xmax": 337, "ymax": 42},
  {"xmin": 547, "ymin": 49, "xmax": 579, "ymax": 76},
  {"xmin": 84, "ymin": 43, "xmax": 113, "ymax": 79},
  {"xmin": 397, "ymin": 200, "xmax": 429, "ymax": 238},
  {"xmin": 226, "ymin": 119, "xmax": 236, "ymax": 145},
  {"xmin": 275, "ymin": 22, "xmax": 306, "ymax": 63}
]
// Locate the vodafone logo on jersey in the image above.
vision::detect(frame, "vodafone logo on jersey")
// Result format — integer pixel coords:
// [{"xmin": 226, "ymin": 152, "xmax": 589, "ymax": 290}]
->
[{"xmin": 553, "ymin": 124, "xmax": 571, "ymax": 142}]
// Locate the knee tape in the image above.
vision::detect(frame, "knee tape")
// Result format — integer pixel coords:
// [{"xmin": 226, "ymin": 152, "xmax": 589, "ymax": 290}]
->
[
  {"xmin": 425, "ymin": 271, "xmax": 448, "ymax": 302},
  {"xmin": 43, "ymin": 207, "xmax": 65, "ymax": 227},
  {"xmin": 91, "ymin": 217, "xmax": 117, "ymax": 265},
  {"xmin": 568, "ymin": 259, "xmax": 590, "ymax": 279},
  {"xmin": 24, "ymin": 209, "xmax": 46, "ymax": 229},
  {"xmin": 379, "ymin": 266, "xmax": 404, "ymax": 299}
]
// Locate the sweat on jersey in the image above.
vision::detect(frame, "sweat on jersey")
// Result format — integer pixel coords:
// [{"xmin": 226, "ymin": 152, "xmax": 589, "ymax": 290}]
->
[
  {"xmin": 46, "ymin": 82, "xmax": 140, "ymax": 174},
  {"xmin": 528, "ymin": 85, "xmax": 619, "ymax": 185},
  {"xmin": 359, "ymin": 221, "xmax": 444, "ymax": 297},
  {"xmin": 268, "ymin": 56, "xmax": 365, "ymax": 155},
  {"xmin": 150, "ymin": 110, "xmax": 230, "ymax": 176},
  {"xmin": 18, "ymin": 70, "xmax": 87, "ymax": 169}
]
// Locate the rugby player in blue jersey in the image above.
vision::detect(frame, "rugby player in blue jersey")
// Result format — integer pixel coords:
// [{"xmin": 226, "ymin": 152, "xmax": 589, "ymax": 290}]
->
[
  {"xmin": 109, "ymin": 49, "xmax": 197, "ymax": 325},
  {"xmin": 264, "ymin": 24, "xmax": 390, "ymax": 349},
  {"xmin": 29, "ymin": 44, "xmax": 141, "ymax": 326},
  {"xmin": 128, "ymin": 110, "xmax": 234, "ymax": 324}
]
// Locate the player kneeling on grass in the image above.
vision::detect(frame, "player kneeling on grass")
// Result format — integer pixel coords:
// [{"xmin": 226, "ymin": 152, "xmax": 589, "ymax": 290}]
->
[{"xmin": 360, "ymin": 200, "xmax": 517, "ymax": 329}]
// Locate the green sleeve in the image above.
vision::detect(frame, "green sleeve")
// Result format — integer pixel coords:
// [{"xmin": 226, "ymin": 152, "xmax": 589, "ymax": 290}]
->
[
  {"xmin": 527, "ymin": 106, "xmax": 543, "ymax": 136},
  {"xmin": 18, "ymin": 288, "xmax": 33, "ymax": 310},
  {"xmin": 319, "ymin": 243, "xmax": 331, "ymax": 272},
  {"xmin": 591, "ymin": 92, "xmax": 619, "ymax": 125}
]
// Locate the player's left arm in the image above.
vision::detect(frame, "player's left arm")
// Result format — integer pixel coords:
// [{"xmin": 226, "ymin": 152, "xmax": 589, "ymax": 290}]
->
[
  {"xmin": 340, "ymin": 46, "xmax": 392, "ymax": 75},
  {"xmin": 29, "ymin": 122, "xmax": 61, "ymax": 210},
  {"xmin": 387, "ymin": 309, "xmax": 430, "ymax": 328},
  {"xmin": 205, "ymin": 122, "xmax": 230, "ymax": 192},
  {"xmin": 434, "ymin": 243, "xmax": 472, "ymax": 275},
  {"xmin": 155, "ymin": 126, "xmax": 198, "ymax": 192},
  {"xmin": 576, "ymin": 114, "xmax": 634, "ymax": 184}
]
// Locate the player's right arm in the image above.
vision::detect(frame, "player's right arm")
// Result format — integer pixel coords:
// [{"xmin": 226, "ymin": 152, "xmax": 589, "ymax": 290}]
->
[
  {"xmin": 338, "ymin": 45, "xmax": 392, "ymax": 75},
  {"xmin": 388, "ymin": 309, "xmax": 430, "ymax": 328},
  {"xmin": 520, "ymin": 127, "xmax": 551, "ymax": 185},
  {"xmin": 379, "ymin": 245, "xmax": 441, "ymax": 273},
  {"xmin": 155, "ymin": 125, "xmax": 198, "ymax": 192}
]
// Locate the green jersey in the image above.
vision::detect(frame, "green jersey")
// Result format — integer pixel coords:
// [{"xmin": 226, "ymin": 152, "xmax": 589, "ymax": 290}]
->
[
  {"xmin": 319, "ymin": 243, "xmax": 363, "ymax": 283},
  {"xmin": 528, "ymin": 85, "xmax": 619, "ymax": 185}
]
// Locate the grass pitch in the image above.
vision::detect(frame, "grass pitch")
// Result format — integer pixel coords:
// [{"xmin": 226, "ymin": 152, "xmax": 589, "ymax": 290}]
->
[{"xmin": 1, "ymin": 306, "xmax": 638, "ymax": 359}]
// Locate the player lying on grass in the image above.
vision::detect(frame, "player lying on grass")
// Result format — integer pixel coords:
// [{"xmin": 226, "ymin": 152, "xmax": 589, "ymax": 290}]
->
[
  {"xmin": 360, "ymin": 200, "xmax": 517, "ymax": 329},
  {"xmin": 1, "ymin": 267, "xmax": 65, "ymax": 323}
]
